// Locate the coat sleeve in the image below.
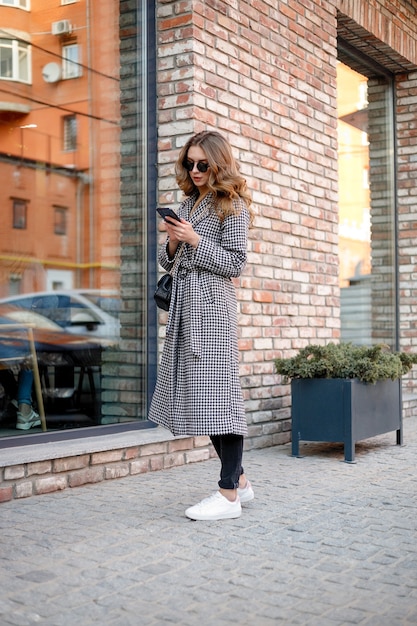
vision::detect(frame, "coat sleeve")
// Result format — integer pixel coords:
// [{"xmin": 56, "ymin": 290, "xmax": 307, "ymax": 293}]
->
[
  {"xmin": 158, "ymin": 241, "xmax": 175, "ymax": 272},
  {"xmin": 192, "ymin": 201, "xmax": 250, "ymax": 278}
]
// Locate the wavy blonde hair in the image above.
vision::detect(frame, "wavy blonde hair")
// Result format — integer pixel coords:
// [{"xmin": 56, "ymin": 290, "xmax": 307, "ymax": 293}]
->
[{"xmin": 175, "ymin": 131, "xmax": 254, "ymax": 225}]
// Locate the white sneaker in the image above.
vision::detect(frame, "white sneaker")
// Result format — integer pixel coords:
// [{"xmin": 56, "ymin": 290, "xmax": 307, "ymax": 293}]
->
[
  {"xmin": 16, "ymin": 408, "xmax": 41, "ymax": 430},
  {"xmin": 237, "ymin": 480, "xmax": 254, "ymax": 503},
  {"xmin": 185, "ymin": 491, "xmax": 242, "ymax": 521}
]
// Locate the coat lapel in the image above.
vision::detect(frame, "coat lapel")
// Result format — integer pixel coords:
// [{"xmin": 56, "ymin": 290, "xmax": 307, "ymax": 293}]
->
[{"xmin": 188, "ymin": 192, "xmax": 214, "ymax": 227}]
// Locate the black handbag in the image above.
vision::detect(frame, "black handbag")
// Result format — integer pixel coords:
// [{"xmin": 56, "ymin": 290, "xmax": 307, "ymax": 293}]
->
[
  {"xmin": 154, "ymin": 273, "xmax": 172, "ymax": 311},
  {"xmin": 154, "ymin": 243, "xmax": 185, "ymax": 311}
]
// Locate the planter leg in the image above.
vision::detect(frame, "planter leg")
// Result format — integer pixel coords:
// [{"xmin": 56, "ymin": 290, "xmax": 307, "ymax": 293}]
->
[
  {"xmin": 343, "ymin": 438, "xmax": 356, "ymax": 464},
  {"xmin": 291, "ymin": 431, "xmax": 302, "ymax": 458},
  {"xmin": 396, "ymin": 428, "xmax": 403, "ymax": 446}
]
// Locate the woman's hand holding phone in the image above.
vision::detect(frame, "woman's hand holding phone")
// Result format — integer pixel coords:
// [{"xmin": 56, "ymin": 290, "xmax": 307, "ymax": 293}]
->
[
  {"xmin": 157, "ymin": 207, "xmax": 200, "ymax": 250},
  {"xmin": 157, "ymin": 207, "xmax": 182, "ymax": 222}
]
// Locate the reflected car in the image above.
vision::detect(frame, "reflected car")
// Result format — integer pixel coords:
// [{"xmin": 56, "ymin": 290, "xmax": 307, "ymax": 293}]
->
[
  {"xmin": 0, "ymin": 290, "xmax": 120, "ymax": 343},
  {"xmin": 0, "ymin": 303, "xmax": 104, "ymax": 423},
  {"xmin": 0, "ymin": 303, "xmax": 104, "ymax": 363}
]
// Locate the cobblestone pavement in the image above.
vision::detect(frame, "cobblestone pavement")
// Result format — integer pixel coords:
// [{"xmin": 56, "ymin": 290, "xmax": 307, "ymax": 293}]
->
[{"xmin": 1, "ymin": 419, "xmax": 417, "ymax": 626}]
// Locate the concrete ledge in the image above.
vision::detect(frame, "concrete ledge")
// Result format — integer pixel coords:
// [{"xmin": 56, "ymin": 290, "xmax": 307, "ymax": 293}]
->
[
  {"xmin": 0, "ymin": 418, "xmax": 291, "ymax": 503},
  {"xmin": 0, "ymin": 427, "xmax": 176, "ymax": 467},
  {"xmin": 0, "ymin": 428, "xmax": 216, "ymax": 503}
]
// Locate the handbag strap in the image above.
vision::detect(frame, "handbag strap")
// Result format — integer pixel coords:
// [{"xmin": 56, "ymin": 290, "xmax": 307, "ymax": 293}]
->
[{"xmin": 169, "ymin": 242, "xmax": 186, "ymax": 276}]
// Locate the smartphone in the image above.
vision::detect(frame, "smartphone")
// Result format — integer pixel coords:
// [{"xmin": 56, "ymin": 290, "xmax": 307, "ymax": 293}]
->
[{"xmin": 157, "ymin": 207, "xmax": 182, "ymax": 222}]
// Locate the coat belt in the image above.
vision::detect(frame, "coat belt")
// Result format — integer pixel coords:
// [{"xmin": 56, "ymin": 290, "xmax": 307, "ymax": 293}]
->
[{"xmin": 166, "ymin": 269, "xmax": 202, "ymax": 358}]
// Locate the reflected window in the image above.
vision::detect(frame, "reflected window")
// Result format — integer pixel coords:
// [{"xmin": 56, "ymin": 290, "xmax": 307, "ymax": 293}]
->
[
  {"xmin": 63, "ymin": 115, "xmax": 77, "ymax": 151},
  {"xmin": 337, "ymin": 64, "xmax": 371, "ymax": 292},
  {"xmin": 12, "ymin": 198, "xmax": 27, "ymax": 229},
  {"xmin": 8, "ymin": 275, "xmax": 21, "ymax": 295},
  {"xmin": 0, "ymin": 0, "xmax": 29, "ymax": 9},
  {"xmin": 338, "ymin": 59, "xmax": 396, "ymax": 348},
  {"xmin": 0, "ymin": 39, "xmax": 30, "ymax": 83},
  {"xmin": 2, "ymin": 291, "xmax": 120, "ymax": 340},
  {"xmin": 62, "ymin": 44, "xmax": 82, "ymax": 79},
  {"xmin": 61, "ymin": 0, "xmax": 77, "ymax": 4},
  {"xmin": 54, "ymin": 206, "xmax": 67, "ymax": 235}
]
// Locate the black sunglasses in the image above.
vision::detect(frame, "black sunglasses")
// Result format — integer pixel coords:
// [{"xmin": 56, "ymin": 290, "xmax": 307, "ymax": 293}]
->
[{"xmin": 183, "ymin": 160, "xmax": 210, "ymax": 173}]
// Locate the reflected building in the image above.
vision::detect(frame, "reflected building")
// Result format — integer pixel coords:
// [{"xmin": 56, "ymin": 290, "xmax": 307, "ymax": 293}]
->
[
  {"xmin": 0, "ymin": 0, "xmax": 120, "ymax": 295},
  {"xmin": 0, "ymin": 0, "xmax": 127, "ymax": 436}
]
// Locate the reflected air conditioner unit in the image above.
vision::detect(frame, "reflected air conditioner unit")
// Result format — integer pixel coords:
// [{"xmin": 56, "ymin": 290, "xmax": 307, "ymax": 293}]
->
[{"xmin": 52, "ymin": 20, "xmax": 72, "ymax": 36}]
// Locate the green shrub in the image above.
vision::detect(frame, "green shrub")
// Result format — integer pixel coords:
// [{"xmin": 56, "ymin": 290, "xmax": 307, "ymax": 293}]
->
[{"xmin": 275, "ymin": 343, "xmax": 417, "ymax": 384}]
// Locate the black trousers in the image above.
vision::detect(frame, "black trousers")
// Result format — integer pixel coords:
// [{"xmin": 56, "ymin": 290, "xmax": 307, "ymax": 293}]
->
[{"xmin": 210, "ymin": 434, "xmax": 244, "ymax": 490}]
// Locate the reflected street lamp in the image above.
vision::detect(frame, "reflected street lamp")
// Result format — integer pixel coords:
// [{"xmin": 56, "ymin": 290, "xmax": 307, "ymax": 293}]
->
[{"xmin": 19, "ymin": 124, "xmax": 38, "ymax": 160}]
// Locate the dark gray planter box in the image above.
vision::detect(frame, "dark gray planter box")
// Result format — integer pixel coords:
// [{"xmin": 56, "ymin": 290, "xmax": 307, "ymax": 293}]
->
[{"xmin": 291, "ymin": 378, "xmax": 402, "ymax": 463}]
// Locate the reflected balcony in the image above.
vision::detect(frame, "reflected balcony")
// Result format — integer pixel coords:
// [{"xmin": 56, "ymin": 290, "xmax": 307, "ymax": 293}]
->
[{"xmin": 0, "ymin": 99, "xmax": 31, "ymax": 118}]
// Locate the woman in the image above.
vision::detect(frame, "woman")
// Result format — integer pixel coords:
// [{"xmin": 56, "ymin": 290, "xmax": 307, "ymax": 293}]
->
[{"xmin": 149, "ymin": 131, "xmax": 255, "ymax": 521}]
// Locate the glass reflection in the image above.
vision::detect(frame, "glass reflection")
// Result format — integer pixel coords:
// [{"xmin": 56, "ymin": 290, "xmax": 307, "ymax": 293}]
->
[
  {"xmin": 0, "ymin": 0, "xmax": 126, "ymax": 436},
  {"xmin": 338, "ymin": 61, "xmax": 396, "ymax": 348}
]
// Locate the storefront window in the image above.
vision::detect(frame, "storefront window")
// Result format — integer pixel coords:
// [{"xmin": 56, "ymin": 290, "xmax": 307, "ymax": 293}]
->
[
  {"xmin": 0, "ymin": 0, "xmax": 153, "ymax": 441},
  {"xmin": 337, "ymin": 59, "xmax": 397, "ymax": 348}
]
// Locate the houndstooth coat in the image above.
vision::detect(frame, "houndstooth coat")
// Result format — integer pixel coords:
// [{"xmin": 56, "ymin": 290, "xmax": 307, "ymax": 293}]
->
[{"xmin": 148, "ymin": 191, "xmax": 249, "ymax": 437}]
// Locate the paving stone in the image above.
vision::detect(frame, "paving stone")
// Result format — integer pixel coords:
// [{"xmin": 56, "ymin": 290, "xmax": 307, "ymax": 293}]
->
[{"xmin": 0, "ymin": 418, "xmax": 417, "ymax": 624}]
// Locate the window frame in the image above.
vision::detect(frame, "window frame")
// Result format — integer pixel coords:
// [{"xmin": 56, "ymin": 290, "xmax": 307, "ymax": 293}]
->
[
  {"xmin": 54, "ymin": 206, "xmax": 68, "ymax": 235},
  {"xmin": 62, "ymin": 43, "xmax": 82, "ymax": 80},
  {"xmin": 12, "ymin": 198, "xmax": 28, "ymax": 229},
  {"xmin": 62, "ymin": 114, "xmax": 77, "ymax": 151},
  {"xmin": 0, "ymin": 38, "xmax": 31, "ymax": 83},
  {"xmin": 337, "ymin": 41, "xmax": 399, "ymax": 350},
  {"xmin": 0, "ymin": 0, "xmax": 30, "ymax": 9}
]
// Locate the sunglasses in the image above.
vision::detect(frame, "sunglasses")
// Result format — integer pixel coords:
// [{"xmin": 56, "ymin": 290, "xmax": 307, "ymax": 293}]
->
[{"xmin": 183, "ymin": 160, "xmax": 210, "ymax": 173}]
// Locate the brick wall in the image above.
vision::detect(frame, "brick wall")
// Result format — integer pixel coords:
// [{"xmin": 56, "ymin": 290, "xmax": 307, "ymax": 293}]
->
[
  {"xmin": 396, "ymin": 70, "xmax": 417, "ymax": 394},
  {"xmin": 337, "ymin": 0, "xmax": 417, "ymax": 66},
  {"xmin": 66, "ymin": 0, "xmax": 417, "ymax": 463},
  {"xmin": 0, "ymin": 435, "xmax": 214, "ymax": 503},
  {"xmin": 101, "ymin": 0, "xmax": 148, "ymax": 424},
  {"xmin": 156, "ymin": 0, "xmax": 340, "ymax": 447},
  {"xmin": 367, "ymin": 77, "xmax": 397, "ymax": 346}
]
